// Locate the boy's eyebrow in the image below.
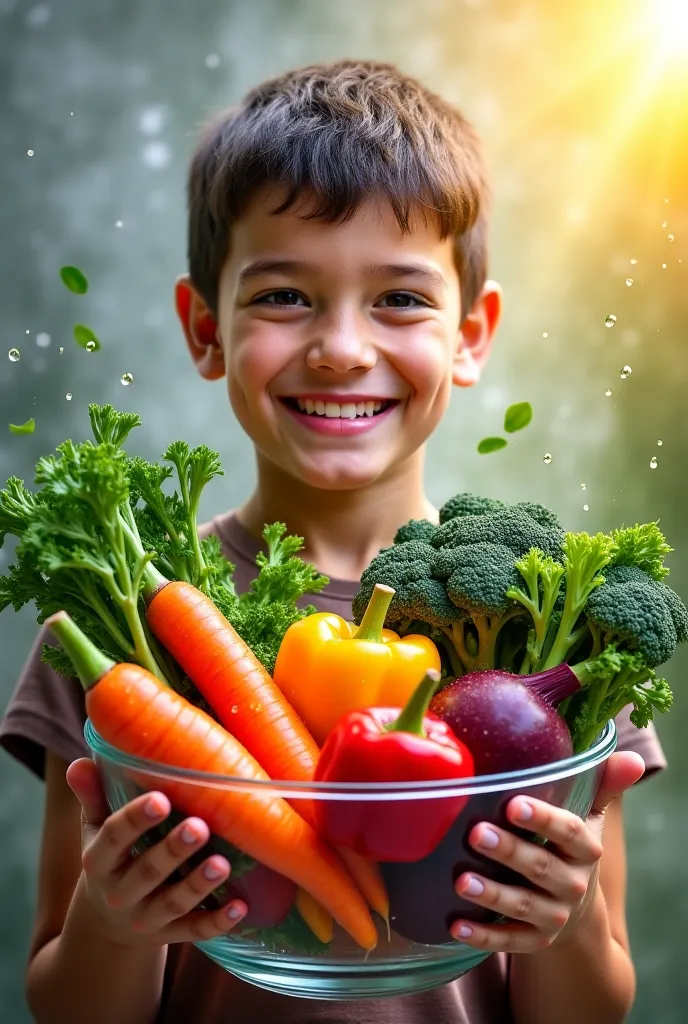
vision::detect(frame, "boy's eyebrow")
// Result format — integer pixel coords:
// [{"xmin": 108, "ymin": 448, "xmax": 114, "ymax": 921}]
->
[{"xmin": 238, "ymin": 258, "xmax": 447, "ymax": 289}]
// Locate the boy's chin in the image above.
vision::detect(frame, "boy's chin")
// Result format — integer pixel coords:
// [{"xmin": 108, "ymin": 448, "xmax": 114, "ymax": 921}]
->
[{"xmin": 284, "ymin": 452, "xmax": 398, "ymax": 492}]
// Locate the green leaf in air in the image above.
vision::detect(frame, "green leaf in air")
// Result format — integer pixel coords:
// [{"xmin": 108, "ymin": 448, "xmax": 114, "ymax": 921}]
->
[
  {"xmin": 60, "ymin": 265, "xmax": 89, "ymax": 295},
  {"xmin": 73, "ymin": 324, "xmax": 101, "ymax": 351},
  {"xmin": 504, "ymin": 401, "xmax": 533, "ymax": 434},
  {"xmin": 9, "ymin": 419, "xmax": 35, "ymax": 435},
  {"xmin": 477, "ymin": 436, "xmax": 508, "ymax": 455}
]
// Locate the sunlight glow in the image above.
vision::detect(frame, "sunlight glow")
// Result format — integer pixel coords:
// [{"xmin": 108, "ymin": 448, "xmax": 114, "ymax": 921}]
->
[{"xmin": 652, "ymin": 0, "xmax": 688, "ymax": 57}]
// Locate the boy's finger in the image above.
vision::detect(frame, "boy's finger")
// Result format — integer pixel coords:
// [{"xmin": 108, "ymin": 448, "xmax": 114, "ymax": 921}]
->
[
  {"xmin": 66, "ymin": 758, "xmax": 111, "ymax": 828},
  {"xmin": 83, "ymin": 791, "xmax": 171, "ymax": 878},
  {"xmin": 132, "ymin": 852, "xmax": 230, "ymax": 931},
  {"xmin": 113, "ymin": 817, "xmax": 212, "ymax": 909},
  {"xmin": 589, "ymin": 751, "xmax": 645, "ymax": 818},
  {"xmin": 161, "ymin": 899, "xmax": 247, "ymax": 944}
]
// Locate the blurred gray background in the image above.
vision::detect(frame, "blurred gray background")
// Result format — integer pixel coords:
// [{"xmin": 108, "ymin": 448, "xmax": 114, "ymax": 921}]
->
[{"xmin": 1, "ymin": 0, "xmax": 686, "ymax": 1020}]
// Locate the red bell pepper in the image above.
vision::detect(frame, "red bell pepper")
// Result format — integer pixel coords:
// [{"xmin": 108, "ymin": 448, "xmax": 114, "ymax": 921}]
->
[{"xmin": 314, "ymin": 670, "xmax": 474, "ymax": 862}]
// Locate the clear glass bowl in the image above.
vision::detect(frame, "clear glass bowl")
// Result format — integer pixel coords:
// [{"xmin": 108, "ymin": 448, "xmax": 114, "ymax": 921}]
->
[{"xmin": 85, "ymin": 718, "xmax": 616, "ymax": 1001}]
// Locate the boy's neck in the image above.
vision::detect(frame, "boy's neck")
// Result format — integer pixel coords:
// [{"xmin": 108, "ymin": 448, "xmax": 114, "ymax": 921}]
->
[{"xmin": 237, "ymin": 451, "xmax": 437, "ymax": 582}]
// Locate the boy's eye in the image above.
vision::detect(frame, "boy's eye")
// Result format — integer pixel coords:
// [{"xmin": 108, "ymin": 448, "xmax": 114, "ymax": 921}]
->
[
  {"xmin": 377, "ymin": 292, "xmax": 429, "ymax": 309},
  {"xmin": 255, "ymin": 290, "xmax": 307, "ymax": 307}
]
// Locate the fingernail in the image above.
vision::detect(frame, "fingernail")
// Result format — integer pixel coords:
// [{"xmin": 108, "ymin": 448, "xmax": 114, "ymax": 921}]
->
[
  {"xmin": 456, "ymin": 923, "xmax": 473, "ymax": 939},
  {"xmin": 203, "ymin": 860, "xmax": 226, "ymax": 881},
  {"xmin": 477, "ymin": 826, "xmax": 499, "ymax": 849},
  {"xmin": 462, "ymin": 876, "xmax": 484, "ymax": 897},
  {"xmin": 226, "ymin": 902, "xmax": 245, "ymax": 920},
  {"xmin": 515, "ymin": 799, "xmax": 533, "ymax": 822},
  {"xmin": 144, "ymin": 796, "xmax": 166, "ymax": 819},
  {"xmin": 181, "ymin": 824, "xmax": 200, "ymax": 844}
]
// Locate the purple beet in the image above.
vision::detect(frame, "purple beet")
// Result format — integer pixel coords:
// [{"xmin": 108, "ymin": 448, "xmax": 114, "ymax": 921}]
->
[
  {"xmin": 430, "ymin": 665, "xmax": 580, "ymax": 775},
  {"xmin": 223, "ymin": 862, "xmax": 296, "ymax": 929}
]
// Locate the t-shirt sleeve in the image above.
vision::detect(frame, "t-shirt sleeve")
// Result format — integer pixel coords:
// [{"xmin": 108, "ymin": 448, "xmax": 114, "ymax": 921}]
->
[
  {"xmin": 613, "ymin": 704, "xmax": 667, "ymax": 780},
  {"xmin": 0, "ymin": 625, "xmax": 88, "ymax": 780}
]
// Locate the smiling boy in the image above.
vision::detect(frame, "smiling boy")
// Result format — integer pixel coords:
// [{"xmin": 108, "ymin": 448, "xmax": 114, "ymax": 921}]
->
[{"xmin": 0, "ymin": 59, "xmax": 665, "ymax": 1024}]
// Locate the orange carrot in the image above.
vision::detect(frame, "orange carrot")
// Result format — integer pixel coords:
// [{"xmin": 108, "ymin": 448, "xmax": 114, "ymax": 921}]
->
[
  {"xmin": 47, "ymin": 611, "xmax": 377, "ymax": 950},
  {"xmin": 146, "ymin": 581, "xmax": 320, "ymax": 782},
  {"xmin": 146, "ymin": 581, "xmax": 390, "ymax": 925},
  {"xmin": 295, "ymin": 888, "xmax": 334, "ymax": 944}
]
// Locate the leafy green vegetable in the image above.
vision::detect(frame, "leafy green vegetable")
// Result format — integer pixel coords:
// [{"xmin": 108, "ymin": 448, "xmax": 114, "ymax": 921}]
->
[
  {"xmin": 353, "ymin": 493, "xmax": 687, "ymax": 750},
  {"xmin": 477, "ymin": 436, "xmax": 508, "ymax": 455},
  {"xmin": 9, "ymin": 419, "xmax": 35, "ymax": 435},
  {"xmin": 237, "ymin": 906, "xmax": 331, "ymax": 957},
  {"xmin": 212, "ymin": 523, "xmax": 328, "ymax": 674},
  {"xmin": 60, "ymin": 265, "xmax": 89, "ymax": 294},
  {"xmin": 504, "ymin": 401, "xmax": 533, "ymax": 433},
  {"xmin": 73, "ymin": 324, "xmax": 101, "ymax": 351}
]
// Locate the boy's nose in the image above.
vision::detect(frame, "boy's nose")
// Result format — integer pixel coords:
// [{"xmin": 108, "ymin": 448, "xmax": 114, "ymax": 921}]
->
[{"xmin": 305, "ymin": 311, "xmax": 377, "ymax": 373}]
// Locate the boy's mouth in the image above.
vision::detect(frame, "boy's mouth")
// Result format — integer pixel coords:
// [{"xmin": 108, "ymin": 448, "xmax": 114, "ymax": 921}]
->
[{"xmin": 280, "ymin": 397, "xmax": 398, "ymax": 420}]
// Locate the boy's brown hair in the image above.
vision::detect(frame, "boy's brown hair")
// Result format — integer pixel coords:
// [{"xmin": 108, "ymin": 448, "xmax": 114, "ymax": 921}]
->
[{"xmin": 187, "ymin": 59, "xmax": 491, "ymax": 321}]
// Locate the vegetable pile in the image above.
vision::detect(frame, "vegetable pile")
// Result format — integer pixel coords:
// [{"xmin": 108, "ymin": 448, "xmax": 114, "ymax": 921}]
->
[
  {"xmin": 352, "ymin": 493, "xmax": 685, "ymax": 753},
  {"xmin": 1, "ymin": 407, "xmax": 686, "ymax": 955}
]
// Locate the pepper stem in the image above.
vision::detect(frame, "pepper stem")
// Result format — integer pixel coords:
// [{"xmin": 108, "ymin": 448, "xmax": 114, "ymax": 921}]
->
[
  {"xmin": 45, "ymin": 611, "xmax": 115, "ymax": 692},
  {"xmin": 354, "ymin": 584, "xmax": 395, "ymax": 643},
  {"xmin": 387, "ymin": 669, "xmax": 442, "ymax": 737}
]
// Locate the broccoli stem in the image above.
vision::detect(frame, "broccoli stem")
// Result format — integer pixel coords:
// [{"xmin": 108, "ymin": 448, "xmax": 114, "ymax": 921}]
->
[{"xmin": 541, "ymin": 535, "xmax": 613, "ymax": 671}]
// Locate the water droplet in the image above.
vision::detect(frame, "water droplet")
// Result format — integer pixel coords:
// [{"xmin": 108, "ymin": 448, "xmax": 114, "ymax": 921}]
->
[
  {"xmin": 630, "ymin": 258, "xmax": 637, "ymax": 265},
  {"xmin": 662, "ymin": 221, "xmax": 668, "ymax": 228},
  {"xmin": 581, "ymin": 483, "xmax": 587, "ymax": 490},
  {"xmin": 650, "ymin": 456, "xmax": 658, "ymax": 469},
  {"xmin": 115, "ymin": 219, "xmax": 123, "ymax": 228},
  {"xmin": 605, "ymin": 314, "xmax": 617, "ymax": 328},
  {"xmin": 583, "ymin": 504, "xmax": 589, "ymax": 512},
  {"xmin": 120, "ymin": 372, "xmax": 134, "ymax": 386},
  {"xmin": 8, "ymin": 348, "xmax": 20, "ymax": 362},
  {"xmin": 543, "ymin": 453, "xmax": 552, "ymax": 464},
  {"xmin": 625, "ymin": 278, "xmax": 633, "ymax": 287},
  {"xmin": 27, "ymin": 149, "xmax": 34, "ymax": 157},
  {"xmin": 605, "ymin": 389, "xmax": 612, "ymax": 397},
  {"xmin": 657, "ymin": 439, "xmax": 663, "ymax": 446},
  {"xmin": 65, "ymin": 392, "xmax": 72, "ymax": 401},
  {"xmin": 668, "ymin": 233, "xmax": 674, "ymax": 242},
  {"xmin": 231, "ymin": 705, "xmax": 239, "ymax": 714},
  {"xmin": 620, "ymin": 365, "xmax": 632, "ymax": 379},
  {"xmin": 35, "ymin": 332, "xmax": 51, "ymax": 348},
  {"xmin": 25, "ymin": 329, "xmax": 30, "ymax": 335},
  {"xmin": 85, "ymin": 340, "xmax": 97, "ymax": 352},
  {"xmin": 70, "ymin": 111, "xmax": 74, "ymax": 116},
  {"xmin": 542, "ymin": 331, "xmax": 548, "ymax": 338},
  {"xmin": 662, "ymin": 263, "xmax": 667, "ymax": 269},
  {"xmin": 205, "ymin": 52, "xmax": 221, "ymax": 68},
  {"xmin": 59, "ymin": 346, "xmax": 64, "ymax": 354}
]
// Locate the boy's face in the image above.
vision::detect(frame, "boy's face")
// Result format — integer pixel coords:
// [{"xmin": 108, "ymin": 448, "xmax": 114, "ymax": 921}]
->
[{"xmin": 178, "ymin": 188, "xmax": 501, "ymax": 492}]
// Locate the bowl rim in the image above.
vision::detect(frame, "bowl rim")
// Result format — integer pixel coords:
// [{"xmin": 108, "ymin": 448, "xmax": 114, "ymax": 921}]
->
[{"xmin": 85, "ymin": 718, "xmax": 617, "ymax": 802}]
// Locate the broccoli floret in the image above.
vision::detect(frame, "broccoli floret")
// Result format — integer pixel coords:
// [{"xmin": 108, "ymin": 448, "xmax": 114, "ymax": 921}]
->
[
  {"xmin": 431, "ymin": 506, "xmax": 564, "ymax": 561},
  {"xmin": 439, "ymin": 544, "xmax": 522, "ymax": 614},
  {"xmin": 438, "ymin": 493, "xmax": 505, "ymax": 524},
  {"xmin": 393, "ymin": 519, "xmax": 437, "ymax": 544},
  {"xmin": 584, "ymin": 564, "xmax": 685, "ymax": 668},
  {"xmin": 609, "ymin": 522, "xmax": 673, "ymax": 581},
  {"xmin": 512, "ymin": 501, "xmax": 562, "ymax": 532}
]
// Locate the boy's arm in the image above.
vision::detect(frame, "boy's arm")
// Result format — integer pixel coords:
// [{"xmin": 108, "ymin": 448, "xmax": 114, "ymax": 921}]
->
[
  {"xmin": 26, "ymin": 752, "xmax": 166, "ymax": 1024},
  {"xmin": 508, "ymin": 797, "xmax": 636, "ymax": 1024}
]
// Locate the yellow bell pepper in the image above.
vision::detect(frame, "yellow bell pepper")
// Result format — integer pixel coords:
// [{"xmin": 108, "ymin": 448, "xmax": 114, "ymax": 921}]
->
[{"xmin": 273, "ymin": 584, "xmax": 442, "ymax": 745}]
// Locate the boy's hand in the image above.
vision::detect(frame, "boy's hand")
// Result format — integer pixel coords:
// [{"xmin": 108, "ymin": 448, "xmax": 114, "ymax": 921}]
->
[
  {"xmin": 66, "ymin": 758, "xmax": 247, "ymax": 947},
  {"xmin": 449, "ymin": 751, "xmax": 645, "ymax": 952}
]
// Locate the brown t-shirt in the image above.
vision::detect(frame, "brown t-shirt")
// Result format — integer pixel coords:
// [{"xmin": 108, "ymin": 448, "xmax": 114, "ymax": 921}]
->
[{"xmin": 0, "ymin": 512, "xmax": 668, "ymax": 1024}]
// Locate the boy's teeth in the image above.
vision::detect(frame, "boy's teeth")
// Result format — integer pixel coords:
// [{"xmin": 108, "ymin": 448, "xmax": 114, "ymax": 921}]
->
[{"xmin": 294, "ymin": 398, "xmax": 390, "ymax": 418}]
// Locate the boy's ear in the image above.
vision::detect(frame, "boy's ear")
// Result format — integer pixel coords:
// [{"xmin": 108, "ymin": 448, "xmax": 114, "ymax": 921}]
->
[
  {"xmin": 453, "ymin": 280, "xmax": 503, "ymax": 388},
  {"xmin": 175, "ymin": 275, "xmax": 226, "ymax": 381}
]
